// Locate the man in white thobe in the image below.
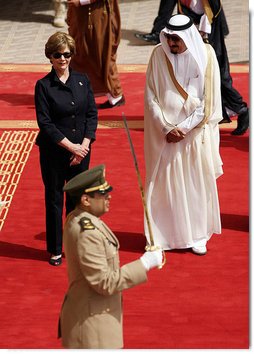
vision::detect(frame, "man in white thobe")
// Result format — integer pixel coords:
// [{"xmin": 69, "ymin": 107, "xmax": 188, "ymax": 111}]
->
[{"xmin": 144, "ymin": 14, "xmax": 223, "ymax": 255}]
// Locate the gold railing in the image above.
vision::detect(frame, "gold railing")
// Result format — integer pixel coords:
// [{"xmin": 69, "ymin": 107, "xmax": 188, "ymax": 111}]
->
[{"xmin": 0, "ymin": 130, "xmax": 38, "ymax": 230}]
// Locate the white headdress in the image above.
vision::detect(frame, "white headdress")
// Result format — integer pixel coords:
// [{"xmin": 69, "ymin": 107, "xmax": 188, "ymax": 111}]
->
[{"xmin": 160, "ymin": 14, "xmax": 207, "ymax": 92}]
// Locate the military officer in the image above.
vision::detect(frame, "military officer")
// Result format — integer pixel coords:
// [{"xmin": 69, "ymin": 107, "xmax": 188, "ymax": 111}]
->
[{"xmin": 58, "ymin": 164, "xmax": 163, "ymax": 349}]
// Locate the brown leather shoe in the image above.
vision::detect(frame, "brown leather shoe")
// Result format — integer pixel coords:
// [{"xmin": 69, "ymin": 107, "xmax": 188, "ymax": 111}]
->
[
  {"xmin": 98, "ymin": 95, "xmax": 125, "ymax": 109},
  {"xmin": 219, "ymin": 117, "xmax": 232, "ymax": 124}
]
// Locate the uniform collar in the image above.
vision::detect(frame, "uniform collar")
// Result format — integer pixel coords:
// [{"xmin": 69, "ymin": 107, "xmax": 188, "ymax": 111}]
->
[{"xmin": 78, "ymin": 209, "xmax": 119, "ymax": 249}]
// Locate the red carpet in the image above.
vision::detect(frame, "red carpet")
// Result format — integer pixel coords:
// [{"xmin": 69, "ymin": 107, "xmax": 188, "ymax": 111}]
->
[
  {"xmin": 0, "ymin": 71, "xmax": 146, "ymax": 121},
  {"xmin": 0, "ymin": 68, "xmax": 249, "ymax": 121},
  {"xmin": 0, "ymin": 67, "xmax": 249, "ymax": 348}
]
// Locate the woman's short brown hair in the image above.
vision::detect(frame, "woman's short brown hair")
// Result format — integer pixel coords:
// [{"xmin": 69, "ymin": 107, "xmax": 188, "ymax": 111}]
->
[{"xmin": 45, "ymin": 32, "xmax": 76, "ymax": 58}]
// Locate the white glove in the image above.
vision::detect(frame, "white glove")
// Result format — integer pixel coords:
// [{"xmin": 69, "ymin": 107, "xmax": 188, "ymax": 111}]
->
[{"xmin": 140, "ymin": 250, "xmax": 163, "ymax": 271}]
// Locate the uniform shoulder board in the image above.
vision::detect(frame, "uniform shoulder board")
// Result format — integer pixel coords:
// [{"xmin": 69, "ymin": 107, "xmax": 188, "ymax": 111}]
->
[{"xmin": 80, "ymin": 217, "xmax": 95, "ymax": 230}]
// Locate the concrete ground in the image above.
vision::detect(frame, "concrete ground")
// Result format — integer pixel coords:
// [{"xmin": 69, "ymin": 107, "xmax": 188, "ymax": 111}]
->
[{"xmin": 0, "ymin": 0, "xmax": 249, "ymax": 65}]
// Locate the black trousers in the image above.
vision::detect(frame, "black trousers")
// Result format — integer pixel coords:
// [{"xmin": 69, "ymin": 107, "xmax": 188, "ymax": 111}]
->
[
  {"xmin": 220, "ymin": 55, "xmax": 247, "ymax": 119},
  {"xmin": 211, "ymin": 39, "xmax": 248, "ymax": 120},
  {"xmin": 39, "ymin": 145, "xmax": 91, "ymax": 255},
  {"xmin": 151, "ymin": 0, "xmax": 174, "ymax": 34}
]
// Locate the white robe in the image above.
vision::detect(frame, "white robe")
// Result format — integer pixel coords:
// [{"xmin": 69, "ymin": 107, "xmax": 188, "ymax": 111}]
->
[{"xmin": 144, "ymin": 44, "xmax": 223, "ymax": 250}]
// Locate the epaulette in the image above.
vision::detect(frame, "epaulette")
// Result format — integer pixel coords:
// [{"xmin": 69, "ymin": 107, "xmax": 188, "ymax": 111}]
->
[{"xmin": 80, "ymin": 217, "xmax": 95, "ymax": 230}]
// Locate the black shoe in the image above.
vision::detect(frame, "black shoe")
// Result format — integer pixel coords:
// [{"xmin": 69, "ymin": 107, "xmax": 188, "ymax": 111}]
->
[
  {"xmin": 49, "ymin": 255, "xmax": 62, "ymax": 266},
  {"xmin": 231, "ymin": 108, "xmax": 249, "ymax": 135},
  {"xmin": 98, "ymin": 95, "xmax": 125, "ymax": 109},
  {"xmin": 134, "ymin": 32, "xmax": 160, "ymax": 45},
  {"xmin": 238, "ymin": 104, "xmax": 248, "ymax": 115}
]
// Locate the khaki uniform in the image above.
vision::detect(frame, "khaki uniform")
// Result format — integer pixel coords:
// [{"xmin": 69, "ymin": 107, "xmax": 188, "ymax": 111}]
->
[{"xmin": 59, "ymin": 208, "xmax": 147, "ymax": 349}]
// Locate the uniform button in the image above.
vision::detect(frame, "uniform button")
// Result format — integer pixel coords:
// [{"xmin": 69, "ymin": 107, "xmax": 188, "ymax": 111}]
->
[
  {"xmin": 72, "ymin": 129, "xmax": 76, "ymax": 132},
  {"xmin": 71, "ymin": 115, "xmax": 75, "ymax": 118},
  {"xmin": 71, "ymin": 101, "xmax": 75, "ymax": 105},
  {"xmin": 106, "ymin": 308, "xmax": 110, "ymax": 312}
]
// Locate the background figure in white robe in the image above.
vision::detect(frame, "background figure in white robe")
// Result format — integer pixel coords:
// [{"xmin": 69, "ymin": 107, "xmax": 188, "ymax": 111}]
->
[{"xmin": 144, "ymin": 14, "xmax": 223, "ymax": 255}]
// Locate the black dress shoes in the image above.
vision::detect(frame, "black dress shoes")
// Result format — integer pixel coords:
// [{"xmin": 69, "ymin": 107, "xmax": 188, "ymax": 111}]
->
[
  {"xmin": 98, "ymin": 95, "xmax": 125, "ymax": 109},
  {"xmin": 49, "ymin": 255, "xmax": 62, "ymax": 266},
  {"xmin": 231, "ymin": 107, "xmax": 249, "ymax": 135},
  {"xmin": 134, "ymin": 32, "xmax": 160, "ymax": 45}
]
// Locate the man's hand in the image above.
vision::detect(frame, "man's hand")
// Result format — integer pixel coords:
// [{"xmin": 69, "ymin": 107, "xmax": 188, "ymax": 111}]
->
[
  {"xmin": 67, "ymin": 0, "xmax": 96, "ymax": 6},
  {"xmin": 140, "ymin": 250, "xmax": 163, "ymax": 271},
  {"xmin": 166, "ymin": 128, "xmax": 185, "ymax": 143},
  {"xmin": 67, "ymin": 0, "xmax": 81, "ymax": 7}
]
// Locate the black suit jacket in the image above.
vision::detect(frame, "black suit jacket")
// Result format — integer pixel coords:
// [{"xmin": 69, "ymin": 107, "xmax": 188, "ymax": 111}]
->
[{"xmin": 34, "ymin": 68, "xmax": 98, "ymax": 150}]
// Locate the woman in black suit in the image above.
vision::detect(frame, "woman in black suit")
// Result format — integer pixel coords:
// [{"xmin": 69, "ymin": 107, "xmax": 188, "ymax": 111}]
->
[{"xmin": 35, "ymin": 31, "xmax": 98, "ymax": 266}]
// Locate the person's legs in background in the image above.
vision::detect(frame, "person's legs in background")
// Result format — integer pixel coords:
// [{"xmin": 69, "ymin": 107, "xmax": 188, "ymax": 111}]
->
[
  {"xmin": 135, "ymin": 0, "xmax": 176, "ymax": 44},
  {"xmin": 53, "ymin": 0, "xmax": 67, "ymax": 28},
  {"xmin": 218, "ymin": 51, "xmax": 249, "ymax": 135}
]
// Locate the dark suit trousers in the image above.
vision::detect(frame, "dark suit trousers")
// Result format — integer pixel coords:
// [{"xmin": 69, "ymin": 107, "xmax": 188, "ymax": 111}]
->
[
  {"xmin": 39, "ymin": 145, "xmax": 90, "ymax": 255},
  {"xmin": 220, "ymin": 56, "xmax": 247, "ymax": 117},
  {"xmin": 209, "ymin": 28, "xmax": 248, "ymax": 119},
  {"xmin": 152, "ymin": 0, "xmax": 176, "ymax": 34}
]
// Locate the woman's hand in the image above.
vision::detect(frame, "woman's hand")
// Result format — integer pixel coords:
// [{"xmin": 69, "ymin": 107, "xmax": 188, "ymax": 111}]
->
[
  {"xmin": 58, "ymin": 138, "xmax": 91, "ymax": 165},
  {"xmin": 71, "ymin": 143, "xmax": 87, "ymax": 158},
  {"xmin": 69, "ymin": 144, "xmax": 85, "ymax": 165},
  {"xmin": 58, "ymin": 138, "xmax": 87, "ymax": 159},
  {"xmin": 70, "ymin": 155, "xmax": 82, "ymax": 166},
  {"xmin": 81, "ymin": 138, "xmax": 91, "ymax": 155},
  {"xmin": 69, "ymin": 139, "xmax": 91, "ymax": 166}
]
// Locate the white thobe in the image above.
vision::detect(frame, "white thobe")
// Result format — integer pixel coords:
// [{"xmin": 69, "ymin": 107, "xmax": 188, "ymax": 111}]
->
[
  {"xmin": 144, "ymin": 43, "xmax": 223, "ymax": 250},
  {"xmin": 181, "ymin": 0, "xmax": 212, "ymax": 33}
]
